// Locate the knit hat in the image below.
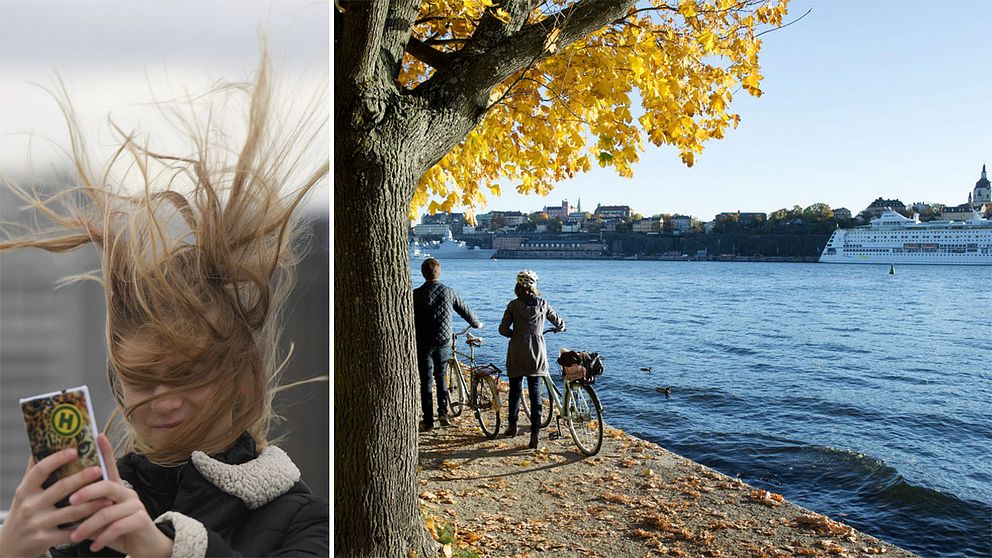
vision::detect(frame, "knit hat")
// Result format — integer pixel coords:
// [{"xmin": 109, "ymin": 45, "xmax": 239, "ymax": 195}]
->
[{"xmin": 516, "ymin": 269, "xmax": 538, "ymax": 288}]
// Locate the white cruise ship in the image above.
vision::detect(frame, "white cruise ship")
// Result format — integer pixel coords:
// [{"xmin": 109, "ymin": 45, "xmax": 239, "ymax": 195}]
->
[
  {"xmin": 819, "ymin": 209, "xmax": 992, "ymax": 265},
  {"xmin": 422, "ymin": 229, "xmax": 496, "ymax": 260}
]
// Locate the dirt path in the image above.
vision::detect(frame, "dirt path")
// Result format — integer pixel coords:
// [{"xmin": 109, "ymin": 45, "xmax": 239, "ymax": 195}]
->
[{"xmin": 418, "ymin": 414, "xmax": 917, "ymax": 558}]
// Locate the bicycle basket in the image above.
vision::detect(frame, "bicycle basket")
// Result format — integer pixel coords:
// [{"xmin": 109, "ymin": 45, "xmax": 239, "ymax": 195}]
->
[
  {"xmin": 562, "ymin": 364, "xmax": 586, "ymax": 382},
  {"xmin": 557, "ymin": 349, "xmax": 604, "ymax": 384}
]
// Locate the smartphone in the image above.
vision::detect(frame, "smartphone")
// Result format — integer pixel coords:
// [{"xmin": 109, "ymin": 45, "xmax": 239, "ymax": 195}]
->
[{"xmin": 20, "ymin": 385, "xmax": 109, "ymax": 510}]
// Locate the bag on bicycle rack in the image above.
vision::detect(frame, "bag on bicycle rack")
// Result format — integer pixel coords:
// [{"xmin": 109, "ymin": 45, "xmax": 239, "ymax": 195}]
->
[{"xmin": 557, "ymin": 350, "xmax": 605, "ymax": 384}]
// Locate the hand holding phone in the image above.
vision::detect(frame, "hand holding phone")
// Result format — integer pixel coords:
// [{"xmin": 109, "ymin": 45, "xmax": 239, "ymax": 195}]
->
[{"xmin": 0, "ymin": 449, "xmax": 112, "ymax": 557}]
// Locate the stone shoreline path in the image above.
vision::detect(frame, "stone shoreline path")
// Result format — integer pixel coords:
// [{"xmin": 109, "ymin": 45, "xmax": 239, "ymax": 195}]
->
[{"xmin": 418, "ymin": 415, "xmax": 918, "ymax": 558}]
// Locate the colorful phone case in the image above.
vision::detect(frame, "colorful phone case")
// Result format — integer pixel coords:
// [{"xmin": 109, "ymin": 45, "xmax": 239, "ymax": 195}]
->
[{"xmin": 20, "ymin": 385, "xmax": 109, "ymax": 491}]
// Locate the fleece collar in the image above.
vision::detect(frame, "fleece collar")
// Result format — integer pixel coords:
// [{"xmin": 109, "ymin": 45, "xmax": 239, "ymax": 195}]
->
[{"xmin": 190, "ymin": 445, "xmax": 301, "ymax": 510}]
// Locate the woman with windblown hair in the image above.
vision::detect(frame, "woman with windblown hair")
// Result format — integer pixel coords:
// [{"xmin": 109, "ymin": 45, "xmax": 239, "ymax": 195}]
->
[{"xmin": 0, "ymin": 50, "xmax": 329, "ymax": 557}]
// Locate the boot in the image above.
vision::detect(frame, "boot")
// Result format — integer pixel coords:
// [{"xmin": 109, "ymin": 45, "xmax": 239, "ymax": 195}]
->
[
  {"xmin": 528, "ymin": 431, "xmax": 539, "ymax": 449},
  {"xmin": 504, "ymin": 424, "xmax": 518, "ymax": 437}
]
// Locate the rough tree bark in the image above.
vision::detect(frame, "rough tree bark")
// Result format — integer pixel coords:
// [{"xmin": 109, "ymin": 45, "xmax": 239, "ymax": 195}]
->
[{"xmin": 334, "ymin": 1, "xmax": 635, "ymax": 555}]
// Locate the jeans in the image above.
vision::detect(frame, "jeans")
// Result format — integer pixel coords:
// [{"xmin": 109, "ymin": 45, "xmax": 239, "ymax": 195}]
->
[
  {"xmin": 417, "ymin": 345, "xmax": 451, "ymax": 425},
  {"xmin": 507, "ymin": 375, "xmax": 541, "ymax": 435}
]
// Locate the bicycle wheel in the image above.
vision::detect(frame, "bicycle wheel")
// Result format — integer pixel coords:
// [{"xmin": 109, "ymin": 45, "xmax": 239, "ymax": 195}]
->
[
  {"xmin": 522, "ymin": 377, "xmax": 553, "ymax": 428},
  {"xmin": 473, "ymin": 374, "xmax": 501, "ymax": 439},
  {"xmin": 446, "ymin": 362, "xmax": 465, "ymax": 418},
  {"xmin": 563, "ymin": 382, "xmax": 603, "ymax": 456}
]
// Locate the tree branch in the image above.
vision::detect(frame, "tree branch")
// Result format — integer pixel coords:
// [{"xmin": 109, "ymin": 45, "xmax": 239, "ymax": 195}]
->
[
  {"xmin": 336, "ymin": 0, "xmax": 390, "ymax": 88},
  {"xmin": 381, "ymin": 0, "xmax": 421, "ymax": 80},
  {"xmin": 755, "ymin": 8, "xmax": 812, "ymax": 38},
  {"xmin": 407, "ymin": 0, "xmax": 637, "ymax": 170},
  {"xmin": 465, "ymin": 0, "xmax": 538, "ymax": 53},
  {"xmin": 406, "ymin": 36, "xmax": 451, "ymax": 70}
]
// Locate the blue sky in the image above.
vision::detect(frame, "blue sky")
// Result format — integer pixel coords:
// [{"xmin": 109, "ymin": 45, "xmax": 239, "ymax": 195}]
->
[{"xmin": 481, "ymin": 0, "xmax": 992, "ymax": 220}]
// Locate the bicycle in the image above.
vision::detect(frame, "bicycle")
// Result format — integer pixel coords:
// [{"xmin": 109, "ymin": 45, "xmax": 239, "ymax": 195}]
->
[
  {"xmin": 444, "ymin": 325, "xmax": 502, "ymax": 439},
  {"xmin": 514, "ymin": 329, "xmax": 604, "ymax": 456}
]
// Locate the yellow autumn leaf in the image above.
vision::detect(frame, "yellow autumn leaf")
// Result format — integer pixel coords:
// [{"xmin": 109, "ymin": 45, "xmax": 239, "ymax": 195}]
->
[
  {"xmin": 697, "ymin": 29, "xmax": 717, "ymax": 52},
  {"xmin": 544, "ymin": 27, "xmax": 561, "ymax": 53},
  {"xmin": 493, "ymin": 8, "xmax": 510, "ymax": 24},
  {"xmin": 678, "ymin": 0, "xmax": 698, "ymax": 19}
]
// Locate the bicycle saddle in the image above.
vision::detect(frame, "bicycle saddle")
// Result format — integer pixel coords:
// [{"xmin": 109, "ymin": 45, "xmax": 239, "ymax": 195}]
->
[{"xmin": 466, "ymin": 332, "xmax": 483, "ymax": 347}]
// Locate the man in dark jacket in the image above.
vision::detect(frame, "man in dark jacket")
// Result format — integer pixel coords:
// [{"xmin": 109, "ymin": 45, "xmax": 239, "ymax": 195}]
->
[{"xmin": 413, "ymin": 257, "xmax": 481, "ymax": 431}]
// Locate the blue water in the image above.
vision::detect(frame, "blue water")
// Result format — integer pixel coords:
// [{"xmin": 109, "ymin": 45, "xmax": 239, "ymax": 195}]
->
[{"xmin": 422, "ymin": 260, "xmax": 992, "ymax": 558}]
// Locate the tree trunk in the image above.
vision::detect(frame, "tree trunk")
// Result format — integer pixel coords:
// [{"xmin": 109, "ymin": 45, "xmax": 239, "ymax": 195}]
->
[{"xmin": 333, "ymin": 130, "xmax": 434, "ymax": 556}]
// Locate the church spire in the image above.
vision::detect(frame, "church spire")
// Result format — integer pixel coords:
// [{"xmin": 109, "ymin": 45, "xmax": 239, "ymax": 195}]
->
[{"xmin": 983, "ymin": 164, "xmax": 987, "ymax": 180}]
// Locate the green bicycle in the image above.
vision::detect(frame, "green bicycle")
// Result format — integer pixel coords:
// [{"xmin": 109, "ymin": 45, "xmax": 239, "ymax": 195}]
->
[
  {"xmin": 516, "ymin": 331, "xmax": 604, "ymax": 456},
  {"xmin": 445, "ymin": 325, "xmax": 502, "ymax": 439}
]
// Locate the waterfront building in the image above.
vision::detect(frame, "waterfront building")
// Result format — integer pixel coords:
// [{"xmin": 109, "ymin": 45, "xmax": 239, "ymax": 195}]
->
[
  {"xmin": 475, "ymin": 212, "xmax": 494, "ymax": 229},
  {"xmin": 495, "ymin": 210, "xmax": 527, "ymax": 227},
  {"xmin": 414, "ymin": 222, "xmax": 451, "ymax": 237},
  {"xmin": 942, "ymin": 204, "xmax": 976, "ymax": 221},
  {"xmin": 672, "ymin": 215, "xmax": 692, "ymax": 233},
  {"xmin": 493, "ymin": 236, "xmax": 607, "ymax": 258},
  {"xmin": 594, "ymin": 204, "xmax": 632, "ymax": 221},
  {"xmin": 632, "ymin": 218, "xmax": 661, "ymax": 232},
  {"xmin": 864, "ymin": 197, "xmax": 906, "ymax": 218},
  {"xmin": 419, "ymin": 211, "xmax": 467, "ymax": 233},
  {"xmin": 544, "ymin": 199, "xmax": 575, "ymax": 220},
  {"xmin": 972, "ymin": 164, "xmax": 990, "ymax": 209}
]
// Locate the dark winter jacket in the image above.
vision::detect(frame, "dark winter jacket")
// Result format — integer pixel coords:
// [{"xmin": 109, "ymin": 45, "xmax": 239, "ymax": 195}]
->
[
  {"xmin": 499, "ymin": 295, "xmax": 565, "ymax": 378},
  {"xmin": 413, "ymin": 280, "xmax": 480, "ymax": 348},
  {"xmin": 50, "ymin": 433, "xmax": 328, "ymax": 557}
]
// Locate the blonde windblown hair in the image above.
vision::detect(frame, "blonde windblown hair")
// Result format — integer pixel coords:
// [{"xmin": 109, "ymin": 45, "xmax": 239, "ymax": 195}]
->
[{"xmin": 0, "ymin": 47, "xmax": 328, "ymax": 464}]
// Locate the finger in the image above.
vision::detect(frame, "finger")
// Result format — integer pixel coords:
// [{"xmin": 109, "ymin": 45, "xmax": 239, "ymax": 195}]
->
[
  {"xmin": 97, "ymin": 434, "xmax": 119, "ymax": 483},
  {"xmin": 50, "ymin": 497, "xmax": 114, "ymax": 527},
  {"xmin": 42, "ymin": 525, "xmax": 76, "ymax": 548},
  {"xmin": 38, "ymin": 466, "xmax": 105, "ymax": 508},
  {"xmin": 89, "ymin": 514, "xmax": 143, "ymax": 552},
  {"xmin": 23, "ymin": 448, "xmax": 78, "ymax": 491},
  {"xmin": 68, "ymin": 479, "xmax": 130, "ymax": 507},
  {"xmin": 70, "ymin": 499, "xmax": 141, "ymax": 544}
]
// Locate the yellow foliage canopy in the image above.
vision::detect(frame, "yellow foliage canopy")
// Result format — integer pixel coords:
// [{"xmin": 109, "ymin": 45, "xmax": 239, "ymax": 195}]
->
[{"xmin": 402, "ymin": 0, "xmax": 790, "ymax": 219}]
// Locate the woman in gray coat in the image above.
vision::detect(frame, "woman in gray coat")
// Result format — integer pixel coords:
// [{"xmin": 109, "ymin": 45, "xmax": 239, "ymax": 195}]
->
[{"xmin": 499, "ymin": 270, "xmax": 565, "ymax": 449}]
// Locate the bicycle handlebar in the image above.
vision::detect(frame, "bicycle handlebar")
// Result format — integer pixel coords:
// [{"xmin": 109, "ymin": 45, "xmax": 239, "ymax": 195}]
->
[{"xmin": 455, "ymin": 323, "xmax": 483, "ymax": 337}]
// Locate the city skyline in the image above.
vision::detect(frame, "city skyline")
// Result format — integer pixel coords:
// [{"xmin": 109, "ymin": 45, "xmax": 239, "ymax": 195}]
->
[{"xmin": 447, "ymin": 165, "xmax": 987, "ymax": 222}]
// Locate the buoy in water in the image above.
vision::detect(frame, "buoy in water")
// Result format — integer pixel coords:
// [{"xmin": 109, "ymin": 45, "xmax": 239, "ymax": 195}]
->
[{"xmin": 889, "ymin": 263, "xmax": 895, "ymax": 274}]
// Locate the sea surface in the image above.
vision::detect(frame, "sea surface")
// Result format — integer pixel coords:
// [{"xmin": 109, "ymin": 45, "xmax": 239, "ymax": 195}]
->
[{"xmin": 419, "ymin": 259, "xmax": 992, "ymax": 558}]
